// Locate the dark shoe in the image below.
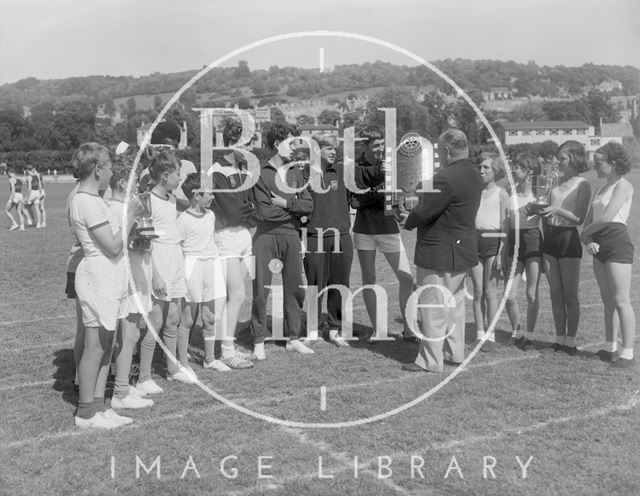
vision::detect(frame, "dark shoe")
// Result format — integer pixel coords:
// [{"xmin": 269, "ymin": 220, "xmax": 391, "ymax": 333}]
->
[
  {"xmin": 402, "ymin": 334, "xmax": 419, "ymax": 343},
  {"xmin": 480, "ymin": 340, "xmax": 497, "ymax": 353},
  {"xmin": 512, "ymin": 336, "xmax": 525, "ymax": 347},
  {"xmin": 609, "ymin": 358, "xmax": 635, "ymax": 369},
  {"xmin": 518, "ymin": 339, "xmax": 535, "ymax": 351},
  {"xmin": 401, "ymin": 363, "xmax": 426, "ymax": 372},
  {"xmin": 561, "ymin": 345, "xmax": 578, "ymax": 356},
  {"xmin": 550, "ymin": 342, "xmax": 563, "ymax": 352},
  {"xmin": 596, "ymin": 350, "xmax": 614, "ymax": 362},
  {"xmin": 444, "ymin": 359, "xmax": 464, "ymax": 366}
]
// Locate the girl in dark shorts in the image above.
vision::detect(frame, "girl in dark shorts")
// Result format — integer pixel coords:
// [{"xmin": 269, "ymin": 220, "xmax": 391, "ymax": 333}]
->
[
  {"xmin": 470, "ymin": 153, "xmax": 509, "ymax": 352},
  {"xmin": 504, "ymin": 152, "xmax": 543, "ymax": 351},
  {"xmin": 540, "ymin": 141, "xmax": 591, "ymax": 355},
  {"xmin": 582, "ymin": 142, "xmax": 635, "ymax": 369}
]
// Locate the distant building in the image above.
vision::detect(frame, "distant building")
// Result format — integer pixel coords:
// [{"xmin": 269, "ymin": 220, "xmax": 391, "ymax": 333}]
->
[
  {"xmin": 496, "ymin": 121, "xmax": 594, "ymax": 147},
  {"xmin": 587, "ymin": 122, "xmax": 635, "ymax": 159},
  {"xmin": 296, "ymin": 124, "xmax": 339, "ymax": 138}
]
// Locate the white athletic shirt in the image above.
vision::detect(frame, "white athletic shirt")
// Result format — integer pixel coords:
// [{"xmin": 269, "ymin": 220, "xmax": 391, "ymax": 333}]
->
[
  {"xmin": 150, "ymin": 191, "xmax": 180, "ymax": 244},
  {"xmin": 591, "ymin": 178, "xmax": 633, "ymax": 225},
  {"xmin": 177, "ymin": 210, "xmax": 218, "ymax": 259},
  {"xmin": 475, "ymin": 186, "xmax": 503, "ymax": 231},
  {"xmin": 548, "ymin": 177, "xmax": 586, "ymax": 227},
  {"xmin": 66, "ymin": 183, "xmax": 83, "ymax": 273},
  {"xmin": 68, "ymin": 192, "xmax": 120, "ymax": 260},
  {"xmin": 508, "ymin": 190, "xmax": 539, "ymax": 229}
]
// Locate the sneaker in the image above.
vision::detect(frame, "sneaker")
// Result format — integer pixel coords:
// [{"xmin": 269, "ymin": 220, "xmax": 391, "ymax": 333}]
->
[
  {"xmin": 136, "ymin": 379, "xmax": 164, "ymax": 395},
  {"xmin": 18, "ymin": 226, "xmax": 25, "ymax": 231},
  {"xmin": 168, "ymin": 369, "xmax": 197, "ymax": 384},
  {"xmin": 561, "ymin": 345, "xmax": 578, "ymax": 356},
  {"xmin": 36, "ymin": 223, "xmax": 43, "ymax": 228},
  {"xmin": 550, "ymin": 343, "xmax": 563, "ymax": 352},
  {"xmin": 286, "ymin": 339, "xmax": 315, "ymax": 355},
  {"xmin": 111, "ymin": 393, "xmax": 154, "ymax": 409},
  {"xmin": 596, "ymin": 349, "xmax": 615, "ymax": 362},
  {"xmin": 75, "ymin": 413, "xmax": 120, "ymax": 430},
  {"xmin": 9, "ymin": 224, "xmax": 19, "ymax": 231},
  {"xmin": 479, "ymin": 340, "xmax": 497, "ymax": 353},
  {"xmin": 220, "ymin": 356, "xmax": 254, "ymax": 369},
  {"xmin": 204, "ymin": 359, "xmax": 232, "ymax": 372},
  {"xmin": 234, "ymin": 349, "xmax": 257, "ymax": 361},
  {"xmin": 609, "ymin": 357, "xmax": 635, "ymax": 369},
  {"xmin": 129, "ymin": 384, "xmax": 148, "ymax": 397},
  {"xmin": 329, "ymin": 330, "xmax": 350, "ymax": 347},
  {"xmin": 101, "ymin": 409, "xmax": 133, "ymax": 426},
  {"xmin": 512, "ymin": 336, "xmax": 525, "ymax": 347}
]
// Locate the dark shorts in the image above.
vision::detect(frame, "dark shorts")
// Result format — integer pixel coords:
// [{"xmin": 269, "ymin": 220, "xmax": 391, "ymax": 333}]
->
[
  {"xmin": 477, "ymin": 231, "xmax": 501, "ymax": 259},
  {"xmin": 543, "ymin": 226, "xmax": 582, "ymax": 259},
  {"xmin": 507, "ymin": 228, "xmax": 542, "ymax": 262},
  {"xmin": 65, "ymin": 271, "xmax": 76, "ymax": 299},
  {"xmin": 592, "ymin": 223, "xmax": 634, "ymax": 265}
]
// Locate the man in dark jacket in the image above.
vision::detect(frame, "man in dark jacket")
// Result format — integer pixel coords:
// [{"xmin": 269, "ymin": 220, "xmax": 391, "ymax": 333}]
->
[
  {"xmin": 403, "ymin": 129, "xmax": 482, "ymax": 373},
  {"xmin": 250, "ymin": 123, "xmax": 314, "ymax": 359}
]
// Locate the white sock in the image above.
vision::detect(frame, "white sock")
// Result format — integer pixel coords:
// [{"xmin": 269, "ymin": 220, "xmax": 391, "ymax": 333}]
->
[
  {"xmin": 605, "ymin": 341, "xmax": 617, "ymax": 353},
  {"xmin": 619, "ymin": 348, "xmax": 634, "ymax": 360},
  {"xmin": 306, "ymin": 330, "xmax": 319, "ymax": 341},
  {"xmin": 476, "ymin": 329, "xmax": 485, "ymax": 339},
  {"xmin": 221, "ymin": 344, "xmax": 235, "ymax": 360},
  {"xmin": 254, "ymin": 342, "xmax": 264, "ymax": 354},
  {"xmin": 565, "ymin": 336, "xmax": 576, "ymax": 348},
  {"xmin": 555, "ymin": 335, "xmax": 565, "ymax": 345},
  {"xmin": 513, "ymin": 329, "xmax": 523, "ymax": 339},
  {"xmin": 485, "ymin": 332, "xmax": 495, "ymax": 343}
]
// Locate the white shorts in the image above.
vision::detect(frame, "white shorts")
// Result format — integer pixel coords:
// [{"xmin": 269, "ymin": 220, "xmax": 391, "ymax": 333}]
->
[
  {"xmin": 354, "ymin": 232, "xmax": 405, "ymax": 253},
  {"xmin": 27, "ymin": 191, "xmax": 40, "ymax": 204},
  {"xmin": 214, "ymin": 226, "xmax": 252, "ymax": 258},
  {"xmin": 151, "ymin": 242, "xmax": 186, "ymax": 301},
  {"xmin": 75, "ymin": 256, "xmax": 127, "ymax": 331},
  {"xmin": 184, "ymin": 257, "xmax": 227, "ymax": 303},
  {"xmin": 120, "ymin": 250, "xmax": 153, "ymax": 316},
  {"xmin": 10, "ymin": 193, "xmax": 23, "ymax": 204}
]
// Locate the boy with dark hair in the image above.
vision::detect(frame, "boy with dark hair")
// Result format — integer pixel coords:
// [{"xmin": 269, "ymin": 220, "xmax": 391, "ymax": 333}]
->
[{"xmin": 250, "ymin": 123, "xmax": 314, "ymax": 359}]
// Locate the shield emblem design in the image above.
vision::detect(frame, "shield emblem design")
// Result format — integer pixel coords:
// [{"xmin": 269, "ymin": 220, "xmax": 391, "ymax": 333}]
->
[
  {"xmin": 330, "ymin": 180, "xmax": 338, "ymax": 190},
  {"xmin": 229, "ymin": 175, "xmax": 237, "ymax": 188}
]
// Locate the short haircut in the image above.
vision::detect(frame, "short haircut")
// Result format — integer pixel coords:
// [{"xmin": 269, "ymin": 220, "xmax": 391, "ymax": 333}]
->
[
  {"xmin": 558, "ymin": 140, "xmax": 588, "ymax": 173},
  {"xmin": 7, "ymin": 166, "xmax": 15, "ymax": 173},
  {"xmin": 72, "ymin": 142, "xmax": 111, "ymax": 181},
  {"xmin": 149, "ymin": 149, "xmax": 180, "ymax": 181},
  {"xmin": 596, "ymin": 141, "xmax": 632, "ymax": 175},
  {"xmin": 181, "ymin": 172, "xmax": 202, "ymax": 200},
  {"xmin": 266, "ymin": 123, "xmax": 292, "ymax": 150},
  {"xmin": 311, "ymin": 133, "xmax": 337, "ymax": 148},
  {"xmin": 359, "ymin": 126, "xmax": 384, "ymax": 146},
  {"xmin": 109, "ymin": 156, "xmax": 133, "ymax": 191},
  {"xmin": 477, "ymin": 152, "xmax": 505, "ymax": 181},
  {"xmin": 223, "ymin": 119, "xmax": 243, "ymax": 147},
  {"xmin": 439, "ymin": 129, "xmax": 468, "ymax": 153},
  {"xmin": 514, "ymin": 152, "xmax": 541, "ymax": 176}
]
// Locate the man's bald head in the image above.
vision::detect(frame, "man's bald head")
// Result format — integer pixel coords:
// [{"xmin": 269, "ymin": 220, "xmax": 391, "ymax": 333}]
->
[{"xmin": 438, "ymin": 129, "xmax": 469, "ymax": 164}]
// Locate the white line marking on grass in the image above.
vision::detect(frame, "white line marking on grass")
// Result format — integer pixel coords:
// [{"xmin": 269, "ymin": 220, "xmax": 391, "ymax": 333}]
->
[
  {"xmin": 0, "ymin": 314, "xmax": 74, "ymax": 327},
  {"xmin": 430, "ymin": 389, "xmax": 640, "ymax": 451},
  {"xmin": 320, "ymin": 386, "xmax": 327, "ymax": 411},
  {"xmin": 0, "ymin": 380, "xmax": 54, "ymax": 392},
  {"xmin": 1, "ymin": 339, "xmax": 74, "ymax": 354}
]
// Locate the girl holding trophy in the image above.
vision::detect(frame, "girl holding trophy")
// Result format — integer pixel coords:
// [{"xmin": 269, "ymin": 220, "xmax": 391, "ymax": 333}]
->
[{"xmin": 540, "ymin": 141, "xmax": 591, "ymax": 355}]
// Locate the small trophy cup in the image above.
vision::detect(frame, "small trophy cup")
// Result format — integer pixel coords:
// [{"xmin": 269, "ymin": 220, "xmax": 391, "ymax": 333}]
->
[
  {"xmin": 527, "ymin": 174, "xmax": 555, "ymax": 215},
  {"xmin": 129, "ymin": 192, "xmax": 158, "ymax": 251}
]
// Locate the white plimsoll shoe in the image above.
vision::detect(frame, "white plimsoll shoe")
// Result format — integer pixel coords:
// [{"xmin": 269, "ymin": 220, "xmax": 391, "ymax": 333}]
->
[
  {"xmin": 253, "ymin": 344, "xmax": 266, "ymax": 361},
  {"xmin": 203, "ymin": 359, "xmax": 232, "ymax": 372},
  {"xmin": 75, "ymin": 413, "xmax": 120, "ymax": 430},
  {"xmin": 286, "ymin": 339, "xmax": 315, "ymax": 355},
  {"xmin": 168, "ymin": 368, "xmax": 197, "ymax": 384},
  {"xmin": 9, "ymin": 224, "xmax": 19, "ymax": 231},
  {"xmin": 329, "ymin": 330, "xmax": 350, "ymax": 347},
  {"xmin": 101, "ymin": 409, "xmax": 133, "ymax": 426},
  {"xmin": 234, "ymin": 349, "xmax": 257, "ymax": 361},
  {"xmin": 136, "ymin": 379, "xmax": 164, "ymax": 395},
  {"xmin": 111, "ymin": 393, "xmax": 154, "ymax": 409},
  {"xmin": 129, "ymin": 385, "xmax": 148, "ymax": 397},
  {"xmin": 221, "ymin": 356, "xmax": 253, "ymax": 369}
]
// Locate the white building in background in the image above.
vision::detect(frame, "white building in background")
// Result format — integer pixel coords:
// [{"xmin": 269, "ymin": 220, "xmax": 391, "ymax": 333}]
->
[
  {"xmin": 586, "ymin": 122, "xmax": 635, "ymax": 159},
  {"xmin": 496, "ymin": 121, "xmax": 594, "ymax": 147}
]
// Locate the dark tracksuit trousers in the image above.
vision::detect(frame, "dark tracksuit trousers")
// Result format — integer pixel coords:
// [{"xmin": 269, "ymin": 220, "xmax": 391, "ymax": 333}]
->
[{"xmin": 303, "ymin": 233, "xmax": 353, "ymax": 330}]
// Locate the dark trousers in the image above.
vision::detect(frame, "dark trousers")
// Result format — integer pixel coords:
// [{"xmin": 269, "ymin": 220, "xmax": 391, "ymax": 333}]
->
[
  {"xmin": 303, "ymin": 233, "xmax": 353, "ymax": 330},
  {"xmin": 251, "ymin": 232, "xmax": 305, "ymax": 343}
]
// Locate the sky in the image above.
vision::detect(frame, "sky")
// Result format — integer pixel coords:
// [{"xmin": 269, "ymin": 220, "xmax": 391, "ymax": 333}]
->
[{"xmin": 0, "ymin": 0, "xmax": 639, "ymax": 85}]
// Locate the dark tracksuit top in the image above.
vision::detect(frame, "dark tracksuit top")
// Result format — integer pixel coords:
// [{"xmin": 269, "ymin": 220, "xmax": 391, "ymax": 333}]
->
[
  {"xmin": 304, "ymin": 161, "xmax": 353, "ymax": 330},
  {"xmin": 250, "ymin": 159, "xmax": 313, "ymax": 342},
  {"xmin": 208, "ymin": 157, "xmax": 256, "ymax": 230}
]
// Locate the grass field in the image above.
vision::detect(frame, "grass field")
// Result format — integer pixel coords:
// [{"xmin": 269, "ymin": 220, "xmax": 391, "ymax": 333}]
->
[{"xmin": 1, "ymin": 170, "xmax": 639, "ymax": 496}]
